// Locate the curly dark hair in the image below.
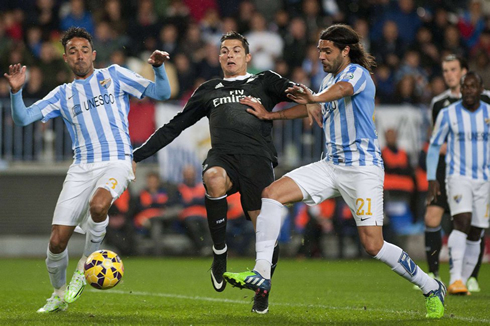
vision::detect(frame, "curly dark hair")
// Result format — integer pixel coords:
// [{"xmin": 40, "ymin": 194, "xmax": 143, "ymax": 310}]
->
[
  {"xmin": 220, "ymin": 31, "xmax": 250, "ymax": 54},
  {"xmin": 61, "ymin": 27, "xmax": 94, "ymax": 51},
  {"xmin": 320, "ymin": 24, "xmax": 376, "ymax": 72}
]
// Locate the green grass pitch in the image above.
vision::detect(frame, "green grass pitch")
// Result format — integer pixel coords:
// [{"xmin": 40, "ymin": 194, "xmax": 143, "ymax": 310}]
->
[{"xmin": 1, "ymin": 257, "xmax": 488, "ymax": 325}]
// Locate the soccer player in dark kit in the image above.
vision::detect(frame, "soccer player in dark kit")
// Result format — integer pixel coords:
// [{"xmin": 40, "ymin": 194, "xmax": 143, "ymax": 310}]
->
[{"xmin": 132, "ymin": 31, "xmax": 311, "ymax": 313}]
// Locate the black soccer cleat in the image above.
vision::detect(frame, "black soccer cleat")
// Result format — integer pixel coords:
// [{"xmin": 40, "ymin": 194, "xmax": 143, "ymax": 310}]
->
[
  {"xmin": 210, "ymin": 250, "xmax": 227, "ymax": 292},
  {"xmin": 252, "ymin": 291, "xmax": 269, "ymax": 314}
]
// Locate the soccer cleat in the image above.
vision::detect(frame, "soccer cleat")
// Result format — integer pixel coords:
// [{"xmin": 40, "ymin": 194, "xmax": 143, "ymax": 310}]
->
[
  {"xmin": 448, "ymin": 279, "xmax": 469, "ymax": 295},
  {"xmin": 36, "ymin": 293, "xmax": 68, "ymax": 313},
  {"xmin": 223, "ymin": 270, "xmax": 271, "ymax": 296},
  {"xmin": 424, "ymin": 279, "xmax": 446, "ymax": 319},
  {"xmin": 210, "ymin": 250, "xmax": 227, "ymax": 292},
  {"xmin": 413, "ymin": 272, "xmax": 441, "ymax": 290},
  {"xmin": 252, "ymin": 291, "xmax": 269, "ymax": 314},
  {"xmin": 466, "ymin": 277, "xmax": 481, "ymax": 293},
  {"xmin": 64, "ymin": 270, "xmax": 86, "ymax": 303}
]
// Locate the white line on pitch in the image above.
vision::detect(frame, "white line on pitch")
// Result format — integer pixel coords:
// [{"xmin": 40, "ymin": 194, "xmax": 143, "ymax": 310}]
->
[{"xmin": 89, "ymin": 289, "xmax": 489, "ymax": 324}]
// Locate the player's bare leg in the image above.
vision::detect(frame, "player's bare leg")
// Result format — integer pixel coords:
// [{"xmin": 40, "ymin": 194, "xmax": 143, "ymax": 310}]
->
[
  {"xmin": 447, "ymin": 212, "xmax": 472, "ymax": 295},
  {"xmin": 66, "ymin": 187, "xmax": 112, "ymax": 303},
  {"xmin": 359, "ymin": 226, "xmax": 445, "ymax": 318},
  {"xmin": 37, "ymin": 225, "xmax": 75, "ymax": 313},
  {"xmin": 224, "ymin": 177, "xmax": 302, "ymax": 314}
]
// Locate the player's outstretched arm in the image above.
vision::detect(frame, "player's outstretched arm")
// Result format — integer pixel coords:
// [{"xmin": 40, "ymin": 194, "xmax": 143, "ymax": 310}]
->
[
  {"xmin": 4, "ymin": 63, "xmax": 43, "ymax": 126},
  {"xmin": 240, "ymin": 96, "xmax": 308, "ymax": 121},
  {"xmin": 143, "ymin": 50, "xmax": 172, "ymax": 101},
  {"xmin": 286, "ymin": 81, "xmax": 353, "ymax": 105}
]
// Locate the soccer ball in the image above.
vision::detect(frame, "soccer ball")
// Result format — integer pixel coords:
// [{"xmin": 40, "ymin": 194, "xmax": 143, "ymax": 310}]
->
[{"xmin": 84, "ymin": 249, "xmax": 124, "ymax": 290}]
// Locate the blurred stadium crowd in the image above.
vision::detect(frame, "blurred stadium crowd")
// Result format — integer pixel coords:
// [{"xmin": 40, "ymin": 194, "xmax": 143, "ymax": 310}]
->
[
  {"xmin": 0, "ymin": 0, "xmax": 490, "ymax": 106},
  {"xmin": 1, "ymin": 0, "xmax": 490, "ymax": 258}
]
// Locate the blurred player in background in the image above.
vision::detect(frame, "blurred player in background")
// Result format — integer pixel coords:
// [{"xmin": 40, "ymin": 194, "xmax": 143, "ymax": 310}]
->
[
  {"xmin": 224, "ymin": 24, "xmax": 446, "ymax": 319},
  {"xmin": 426, "ymin": 72, "xmax": 490, "ymax": 296},
  {"xmin": 422, "ymin": 55, "xmax": 490, "ymax": 292},
  {"xmin": 4, "ymin": 27, "xmax": 171, "ymax": 313},
  {"xmin": 132, "ymin": 31, "xmax": 309, "ymax": 313}
]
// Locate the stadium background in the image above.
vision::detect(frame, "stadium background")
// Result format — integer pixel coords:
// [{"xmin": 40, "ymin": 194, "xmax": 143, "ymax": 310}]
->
[{"xmin": 0, "ymin": 0, "xmax": 489, "ymax": 260}]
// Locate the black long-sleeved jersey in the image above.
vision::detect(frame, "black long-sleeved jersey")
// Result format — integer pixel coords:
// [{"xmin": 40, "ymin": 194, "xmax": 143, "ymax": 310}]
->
[{"xmin": 133, "ymin": 71, "xmax": 294, "ymax": 166}]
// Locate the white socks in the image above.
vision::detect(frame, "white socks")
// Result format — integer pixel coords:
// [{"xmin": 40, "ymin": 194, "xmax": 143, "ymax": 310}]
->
[
  {"xmin": 46, "ymin": 247, "xmax": 69, "ymax": 292},
  {"xmin": 448, "ymin": 229, "xmax": 467, "ymax": 284},
  {"xmin": 374, "ymin": 241, "xmax": 438, "ymax": 295},
  {"xmin": 461, "ymin": 239, "xmax": 481, "ymax": 284},
  {"xmin": 84, "ymin": 216, "xmax": 109, "ymax": 257},
  {"xmin": 254, "ymin": 198, "xmax": 284, "ymax": 279}
]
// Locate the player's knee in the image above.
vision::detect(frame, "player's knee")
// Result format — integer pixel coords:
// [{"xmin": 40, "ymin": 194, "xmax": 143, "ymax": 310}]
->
[
  {"xmin": 48, "ymin": 237, "xmax": 68, "ymax": 254},
  {"xmin": 261, "ymin": 185, "xmax": 277, "ymax": 200},
  {"xmin": 424, "ymin": 207, "xmax": 443, "ymax": 228},
  {"xmin": 452, "ymin": 213, "xmax": 472, "ymax": 233},
  {"xmin": 203, "ymin": 173, "xmax": 227, "ymax": 197},
  {"xmin": 362, "ymin": 241, "xmax": 383, "ymax": 256},
  {"xmin": 89, "ymin": 201, "xmax": 109, "ymax": 221},
  {"xmin": 467, "ymin": 227, "xmax": 483, "ymax": 241}
]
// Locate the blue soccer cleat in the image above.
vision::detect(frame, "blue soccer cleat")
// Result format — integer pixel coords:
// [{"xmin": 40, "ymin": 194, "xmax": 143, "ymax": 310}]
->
[{"xmin": 223, "ymin": 270, "xmax": 271, "ymax": 295}]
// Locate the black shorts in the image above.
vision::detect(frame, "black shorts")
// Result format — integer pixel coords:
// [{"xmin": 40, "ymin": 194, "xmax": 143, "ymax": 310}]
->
[
  {"xmin": 428, "ymin": 158, "xmax": 450, "ymax": 212},
  {"xmin": 202, "ymin": 150, "xmax": 275, "ymax": 220}
]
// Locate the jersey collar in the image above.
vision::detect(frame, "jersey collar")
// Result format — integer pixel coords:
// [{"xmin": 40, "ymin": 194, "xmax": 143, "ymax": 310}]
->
[{"xmin": 223, "ymin": 73, "xmax": 253, "ymax": 82}]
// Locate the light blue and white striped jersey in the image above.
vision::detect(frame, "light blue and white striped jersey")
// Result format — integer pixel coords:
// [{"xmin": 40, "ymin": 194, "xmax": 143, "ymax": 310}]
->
[
  {"xmin": 319, "ymin": 63, "xmax": 383, "ymax": 167},
  {"xmin": 430, "ymin": 100, "xmax": 490, "ymax": 180},
  {"xmin": 31, "ymin": 64, "xmax": 151, "ymax": 164}
]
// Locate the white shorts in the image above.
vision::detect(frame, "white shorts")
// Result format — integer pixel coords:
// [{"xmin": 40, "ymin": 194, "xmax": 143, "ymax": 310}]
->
[
  {"xmin": 52, "ymin": 160, "xmax": 134, "ymax": 230},
  {"xmin": 446, "ymin": 175, "xmax": 490, "ymax": 228},
  {"xmin": 285, "ymin": 160, "xmax": 384, "ymax": 226}
]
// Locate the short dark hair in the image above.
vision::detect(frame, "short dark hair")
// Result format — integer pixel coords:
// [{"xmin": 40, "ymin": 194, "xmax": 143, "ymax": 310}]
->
[
  {"xmin": 220, "ymin": 31, "xmax": 250, "ymax": 54},
  {"xmin": 461, "ymin": 71, "xmax": 483, "ymax": 86},
  {"xmin": 61, "ymin": 27, "xmax": 94, "ymax": 51},
  {"xmin": 319, "ymin": 24, "xmax": 376, "ymax": 72},
  {"xmin": 442, "ymin": 54, "xmax": 469, "ymax": 71}
]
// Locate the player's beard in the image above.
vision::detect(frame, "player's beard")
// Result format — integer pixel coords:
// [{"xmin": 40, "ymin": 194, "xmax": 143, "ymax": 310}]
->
[{"xmin": 323, "ymin": 54, "xmax": 343, "ymax": 74}]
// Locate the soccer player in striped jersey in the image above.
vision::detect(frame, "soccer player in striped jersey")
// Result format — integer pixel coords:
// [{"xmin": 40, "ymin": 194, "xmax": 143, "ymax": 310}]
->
[
  {"xmin": 426, "ymin": 72, "xmax": 490, "ymax": 295},
  {"xmin": 224, "ymin": 24, "xmax": 446, "ymax": 319},
  {"xmin": 4, "ymin": 27, "xmax": 171, "ymax": 313},
  {"xmin": 422, "ymin": 55, "xmax": 490, "ymax": 292}
]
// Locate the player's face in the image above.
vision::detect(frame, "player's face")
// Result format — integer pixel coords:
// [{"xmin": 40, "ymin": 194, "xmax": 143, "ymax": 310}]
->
[
  {"xmin": 63, "ymin": 37, "xmax": 96, "ymax": 79},
  {"xmin": 317, "ymin": 40, "xmax": 348, "ymax": 75},
  {"xmin": 461, "ymin": 74, "xmax": 483, "ymax": 109},
  {"xmin": 442, "ymin": 60, "xmax": 466, "ymax": 90},
  {"xmin": 219, "ymin": 39, "xmax": 251, "ymax": 78}
]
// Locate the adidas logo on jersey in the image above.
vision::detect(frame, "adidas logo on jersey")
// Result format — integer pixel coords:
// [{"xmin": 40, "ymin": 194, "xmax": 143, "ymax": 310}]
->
[{"xmin": 215, "ymin": 82, "xmax": 224, "ymax": 89}]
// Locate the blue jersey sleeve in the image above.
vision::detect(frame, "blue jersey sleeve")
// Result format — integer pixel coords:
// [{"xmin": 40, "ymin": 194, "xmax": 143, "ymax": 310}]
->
[{"xmin": 10, "ymin": 90, "xmax": 43, "ymax": 126}]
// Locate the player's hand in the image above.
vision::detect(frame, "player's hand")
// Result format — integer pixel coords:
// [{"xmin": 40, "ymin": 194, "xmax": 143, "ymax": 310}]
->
[
  {"xmin": 148, "ymin": 50, "xmax": 170, "ymax": 67},
  {"xmin": 307, "ymin": 103, "xmax": 322, "ymax": 128},
  {"xmin": 4, "ymin": 63, "xmax": 27, "ymax": 94},
  {"xmin": 240, "ymin": 96, "xmax": 271, "ymax": 120},
  {"xmin": 426, "ymin": 180, "xmax": 440, "ymax": 205},
  {"xmin": 285, "ymin": 83, "xmax": 314, "ymax": 104},
  {"xmin": 132, "ymin": 160, "xmax": 137, "ymax": 181}
]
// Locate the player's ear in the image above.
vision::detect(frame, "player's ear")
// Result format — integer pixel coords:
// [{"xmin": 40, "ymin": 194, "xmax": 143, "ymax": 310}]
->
[
  {"xmin": 246, "ymin": 53, "xmax": 252, "ymax": 63},
  {"xmin": 92, "ymin": 50, "xmax": 97, "ymax": 61},
  {"xmin": 63, "ymin": 53, "xmax": 67, "ymax": 63},
  {"xmin": 342, "ymin": 46, "xmax": 350, "ymax": 58}
]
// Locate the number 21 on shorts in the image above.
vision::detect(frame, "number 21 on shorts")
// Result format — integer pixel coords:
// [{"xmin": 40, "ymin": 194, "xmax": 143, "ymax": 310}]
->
[{"xmin": 356, "ymin": 198, "xmax": 372, "ymax": 216}]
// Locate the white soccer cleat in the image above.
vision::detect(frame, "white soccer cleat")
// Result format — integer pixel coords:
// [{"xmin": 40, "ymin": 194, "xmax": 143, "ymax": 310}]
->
[
  {"xmin": 467, "ymin": 277, "xmax": 481, "ymax": 293},
  {"xmin": 64, "ymin": 270, "xmax": 86, "ymax": 303},
  {"xmin": 36, "ymin": 293, "xmax": 68, "ymax": 313}
]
